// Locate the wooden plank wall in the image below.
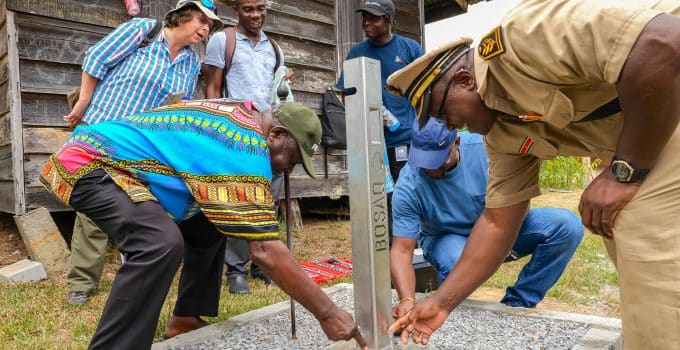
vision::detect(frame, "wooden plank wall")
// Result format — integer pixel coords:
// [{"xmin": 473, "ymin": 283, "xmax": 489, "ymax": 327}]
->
[
  {"xmin": 0, "ymin": 0, "xmax": 11, "ymax": 213},
  {"xmin": 4, "ymin": 0, "xmax": 131, "ymax": 212},
  {"xmin": 0, "ymin": 0, "xmax": 423, "ymax": 213}
]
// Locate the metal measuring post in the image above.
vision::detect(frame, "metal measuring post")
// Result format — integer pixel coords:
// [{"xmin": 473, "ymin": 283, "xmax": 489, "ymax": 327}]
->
[{"xmin": 344, "ymin": 57, "xmax": 392, "ymax": 349}]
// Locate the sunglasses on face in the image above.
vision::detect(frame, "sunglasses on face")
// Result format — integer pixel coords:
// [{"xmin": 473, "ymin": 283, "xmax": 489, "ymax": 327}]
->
[
  {"xmin": 179, "ymin": 0, "xmax": 217, "ymax": 13},
  {"xmin": 419, "ymin": 48, "xmax": 469, "ymax": 128},
  {"xmin": 421, "ymin": 76, "xmax": 457, "ymax": 124}
]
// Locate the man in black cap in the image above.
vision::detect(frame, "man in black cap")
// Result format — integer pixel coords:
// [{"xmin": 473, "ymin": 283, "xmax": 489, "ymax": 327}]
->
[
  {"xmin": 337, "ymin": 0, "xmax": 422, "ymax": 182},
  {"xmin": 336, "ymin": 0, "xmax": 424, "ymax": 236}
]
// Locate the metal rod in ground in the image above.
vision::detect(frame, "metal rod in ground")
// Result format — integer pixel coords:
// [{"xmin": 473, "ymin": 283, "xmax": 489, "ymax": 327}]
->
[{"xmin": 284, "ymin": 170, "xmax": 297, "ymax": 340}]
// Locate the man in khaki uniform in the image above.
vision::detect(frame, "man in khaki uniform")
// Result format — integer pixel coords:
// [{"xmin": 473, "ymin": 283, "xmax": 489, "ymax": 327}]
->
[{"xmin": 385, "ymin": 0, "xmax": 680, "ymax": 348}]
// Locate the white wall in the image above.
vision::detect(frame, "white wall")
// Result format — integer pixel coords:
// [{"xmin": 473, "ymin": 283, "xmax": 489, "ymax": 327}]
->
[{"xmin": 424, "ymin": 0, "xmax": 521, "ymax": 51}]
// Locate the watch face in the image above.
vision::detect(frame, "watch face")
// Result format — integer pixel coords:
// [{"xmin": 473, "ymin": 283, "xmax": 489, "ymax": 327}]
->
[{"xmin": 612, "ymin": 161, "xmax": 632, "ymax": 181}]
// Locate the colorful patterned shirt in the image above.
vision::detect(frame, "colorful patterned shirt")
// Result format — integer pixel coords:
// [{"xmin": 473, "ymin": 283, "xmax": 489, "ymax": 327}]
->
[
  {"xmin": 41, "ymin": 100, "xmax": 279, "ymax": 241},
  {"xmin": 82, "ymin": 18, "xmax": 201, "ymax": 124}
]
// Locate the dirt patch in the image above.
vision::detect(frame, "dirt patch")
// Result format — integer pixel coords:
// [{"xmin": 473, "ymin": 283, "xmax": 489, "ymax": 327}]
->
[
  {"xmin": 0, "ymin": 213, "xmax": 28, "ymax": 266},
  {"xmin": 289, "ymin": 216, "xmax": 352, "ymax": 262}
]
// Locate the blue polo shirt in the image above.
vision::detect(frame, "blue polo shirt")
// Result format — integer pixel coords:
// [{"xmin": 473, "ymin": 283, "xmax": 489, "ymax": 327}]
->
[
  {"xmin": 392, "ymin": 133, "xmax": 488, "ymax": 238},
  {"xmin": 336, "ymin": 35, "xmax": 423, "ymax": 149}
]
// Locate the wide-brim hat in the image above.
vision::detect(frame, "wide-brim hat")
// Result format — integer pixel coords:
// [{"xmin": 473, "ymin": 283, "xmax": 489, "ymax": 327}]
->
[
  {"xmin": 274, "ymin": 102, "xmax": 322, "ymax": 178},
  {"xmin": 386, "ymin": 38, "xmax": 473, "ymax": 127},
  {"xmin": 166, "ymin": 0, "xmax": 224, "ymax": 31},
  {"xmin": 408, "ymin": 118, "xmax": 457, "ymax": 169}
]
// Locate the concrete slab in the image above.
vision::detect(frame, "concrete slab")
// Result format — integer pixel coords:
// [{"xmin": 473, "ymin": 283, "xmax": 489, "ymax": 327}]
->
[
  {"xmin": 14, "ymin": 207, "xmax": 70, "ymax": 274},
  {"xmin": 153, "ymin": 283, "xmax": 622, "ymax": 350},
  {"xmin": 0, "ymin": 259, "xmax": 47, "ymax": 283}
]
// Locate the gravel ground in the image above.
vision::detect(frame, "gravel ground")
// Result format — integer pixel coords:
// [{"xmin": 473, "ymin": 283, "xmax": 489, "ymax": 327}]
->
[{"xmin": 167, "ymin": 287, "xmax": 590, "ymax": 350}]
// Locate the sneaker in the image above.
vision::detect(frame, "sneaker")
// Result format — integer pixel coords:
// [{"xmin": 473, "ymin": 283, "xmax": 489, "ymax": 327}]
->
[{"xmin": 67, "ymin": 291, "xmax": 89, "ymax": 306}]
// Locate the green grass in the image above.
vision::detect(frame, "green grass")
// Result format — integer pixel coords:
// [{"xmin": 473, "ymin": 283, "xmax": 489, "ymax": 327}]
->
[
  {"xmin": 0, "ymin": 245, "xmax": 353, "ymax": 350},
  {"xmin": 0, "ymin": 159, "xmax": 617, "ymax": 349}
]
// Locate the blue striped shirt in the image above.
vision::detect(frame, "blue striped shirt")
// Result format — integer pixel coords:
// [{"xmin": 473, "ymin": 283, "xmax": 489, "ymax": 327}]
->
[{"xmin": 82, "ymin": 18, "xmax": 201, "ymax": 124}]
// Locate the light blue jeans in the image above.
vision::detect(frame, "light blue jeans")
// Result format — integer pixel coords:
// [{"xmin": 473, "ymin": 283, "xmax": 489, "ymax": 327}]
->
[{"xmin": 419, "ymin": 208, "xmax": 583, "ymax": 307}]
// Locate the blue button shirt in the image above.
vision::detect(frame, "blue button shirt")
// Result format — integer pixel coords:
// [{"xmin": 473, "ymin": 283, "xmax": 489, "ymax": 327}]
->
[
  {"xmin": 204, "ymin": 30, "xmax": 284, "ymax": 111},
  {"xmin": 392, "ymin": 133, "xmax": 488, "ymax": 239},
  {"xmin": 82, "ymin": 18, "xmax": 201, "ymax": 124}
]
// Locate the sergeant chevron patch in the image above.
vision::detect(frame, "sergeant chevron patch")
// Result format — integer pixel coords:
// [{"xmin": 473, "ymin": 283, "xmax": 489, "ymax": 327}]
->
[{"xmin": 478, "ymin": 26, "xmax": 505, "ymax": 60}]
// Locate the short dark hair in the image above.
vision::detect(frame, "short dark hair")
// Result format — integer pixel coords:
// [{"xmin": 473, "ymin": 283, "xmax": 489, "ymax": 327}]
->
[{"xmin": 164, "ymin": 4, "xmax": 201, "ymax": 28}]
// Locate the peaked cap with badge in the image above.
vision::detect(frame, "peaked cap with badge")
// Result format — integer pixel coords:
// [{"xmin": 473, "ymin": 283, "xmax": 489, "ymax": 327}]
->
[{"xmin": 386, "ymin": 38, "xmax": 472, "ymax": 127}]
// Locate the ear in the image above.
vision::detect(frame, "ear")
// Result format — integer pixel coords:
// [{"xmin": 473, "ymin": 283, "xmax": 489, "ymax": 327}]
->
[
  {"xmin": 267, "ymin": 125, "xmax": 289, "ymax": 142},
  {"xmin": 454, "ymin": 136, "xmax": 461, "ymax": 146},
  {"xmin": 453, "ymin": 69, "xmax": 476, "ymax": 91}
]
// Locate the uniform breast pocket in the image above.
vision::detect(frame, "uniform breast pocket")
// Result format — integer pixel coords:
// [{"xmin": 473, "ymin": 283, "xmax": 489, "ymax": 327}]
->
[{"xmin": 542, "ymin": 89, "xmax": 574, "ymax": 129}]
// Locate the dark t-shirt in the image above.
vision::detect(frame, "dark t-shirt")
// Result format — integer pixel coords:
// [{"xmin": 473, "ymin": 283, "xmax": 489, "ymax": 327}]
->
[{"xmin": 336, "ymin": 35, "xmax": 424, "ymax": 148}]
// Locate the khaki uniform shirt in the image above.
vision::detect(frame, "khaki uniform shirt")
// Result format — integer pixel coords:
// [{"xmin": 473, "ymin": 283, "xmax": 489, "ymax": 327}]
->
[{"xmin": 474, "ymin": 0, "xmax": 680, "ymax": 208}]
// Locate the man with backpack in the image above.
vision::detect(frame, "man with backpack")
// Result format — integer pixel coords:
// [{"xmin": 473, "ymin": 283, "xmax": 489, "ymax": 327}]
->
[{"xmin": 204, "ymin": 0, "xmax": 294, "ymax": 295}]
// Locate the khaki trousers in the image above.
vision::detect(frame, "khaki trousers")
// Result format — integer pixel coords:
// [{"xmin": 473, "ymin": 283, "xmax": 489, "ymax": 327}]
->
[
  {"xmin": 66, "ymin": 212, "xmax": 108, "ymax": 293},
  {"xmin": 605, "ymin": 124, "xmax": 680, "ymax": 350}
]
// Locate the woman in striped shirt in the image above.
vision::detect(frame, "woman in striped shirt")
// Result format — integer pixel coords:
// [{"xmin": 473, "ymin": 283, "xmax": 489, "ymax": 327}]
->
[{"xmin": 61, "ymin": 0, "xmax": 223, "ymax": 308}]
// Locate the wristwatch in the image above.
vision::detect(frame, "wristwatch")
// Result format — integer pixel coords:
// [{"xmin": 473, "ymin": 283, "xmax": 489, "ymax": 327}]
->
[{"xmin": 610, "ymin": 158, "xmax": 650, "ymax": 183}]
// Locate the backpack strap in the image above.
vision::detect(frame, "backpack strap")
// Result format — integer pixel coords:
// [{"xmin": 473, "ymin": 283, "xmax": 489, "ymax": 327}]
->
[
  {"xmin": 140, "ymin": 20, "xmax": 163, "ymax": 48},
  {"xmin": 268, "ymin": 37, "xmax": 282, "ymax": 74},
  {"xmin": 223, "ymin": 27, "xmax": 237, "ymax": 77},
  {"xmin": 224, "ymin": 27, "xmax": 281, "ymax": 76},
  {"xmin": 220, "ymin": 27, "xmax": 238, "ymax": 97}
]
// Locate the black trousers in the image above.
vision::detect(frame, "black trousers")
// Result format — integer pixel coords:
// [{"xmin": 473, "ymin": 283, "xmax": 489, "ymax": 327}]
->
[{"xmin": 70, "ymin": 169, "xmax": 224, "ymax": 350}]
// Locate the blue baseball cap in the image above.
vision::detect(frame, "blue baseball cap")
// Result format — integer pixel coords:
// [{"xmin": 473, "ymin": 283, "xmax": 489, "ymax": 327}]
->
[{"xmin": 408, "ymin": 118, "xmax": 457, "ymax": 169}]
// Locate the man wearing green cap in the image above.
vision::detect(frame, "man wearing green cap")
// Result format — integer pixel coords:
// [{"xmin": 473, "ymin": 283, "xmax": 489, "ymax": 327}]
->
[
  {"xmin": 386, "ymin": 0, "xmax": 680, "ymax": 348},
  {"xmin": 39, "ymin": 99, "xmax": 366, "ymax": 349}
]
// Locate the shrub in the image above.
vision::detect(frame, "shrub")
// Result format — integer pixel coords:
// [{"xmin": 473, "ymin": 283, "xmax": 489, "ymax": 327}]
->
[{"xmin": 539, "ymin": 156, "xmax": 598, "ymax": 190}]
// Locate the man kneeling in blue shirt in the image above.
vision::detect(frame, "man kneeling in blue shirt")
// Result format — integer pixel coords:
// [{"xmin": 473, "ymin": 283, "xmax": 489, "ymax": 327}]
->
[{"xmin": 390, "ymin": 119, "xmax": 583, "ymax": 318}]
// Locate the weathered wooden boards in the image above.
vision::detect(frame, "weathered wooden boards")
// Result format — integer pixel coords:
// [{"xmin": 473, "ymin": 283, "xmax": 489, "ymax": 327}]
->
[{"xmin": 0, "ymin": 0, "xmax": 424, "ymax": 213}]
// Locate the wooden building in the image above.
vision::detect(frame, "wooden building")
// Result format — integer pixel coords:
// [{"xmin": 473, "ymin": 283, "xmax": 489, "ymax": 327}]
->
[{"xmin": 0, "ymin": 0, "xmax": 466, "ymax": 215}]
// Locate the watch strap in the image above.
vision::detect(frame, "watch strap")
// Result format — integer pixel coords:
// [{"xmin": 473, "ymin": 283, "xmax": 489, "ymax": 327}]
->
[{"xmin": 612, "ymin": 158, "xmax": 650, "ymax": 183}]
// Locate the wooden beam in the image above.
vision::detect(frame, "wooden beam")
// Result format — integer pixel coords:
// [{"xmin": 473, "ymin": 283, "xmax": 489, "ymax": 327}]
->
[
  {"xmin": 19, "ymin": 61, "xmax": 81, "ymax": 95},
  {"xmin": 0, "ymin": 113, "xmax": 9, "ymax": 146},
  {"xmin": 25, "ymin": 185, "xmax": 70, "ymax": 212},
  {"xmin": 282, "ymin": 174, "xmax": 348, "ymax": 199},
  {"xmin": 20, "ymin": 93, "xmax": 70, "ymax": 127},
  {"xmin": 15, "ymin": 13, "xmax": 110, "ymax": 65},
  {"xmin": 7, "ymin": 0, "xmax": 128, "ymax": 28},
  {"xmin": 22, "ymin": 127, "xmax": 70, "ymax": 154},
  {"xmin": 0, "ymin": 181, "xmax": 14, "ymax": 213},
  {"xmin": 0, "ymin": 24, "xmax": 7, "ymax": 59},
  {"xmin": 6, "ymin": 11, "xmax": 25, "ymax": 214}
]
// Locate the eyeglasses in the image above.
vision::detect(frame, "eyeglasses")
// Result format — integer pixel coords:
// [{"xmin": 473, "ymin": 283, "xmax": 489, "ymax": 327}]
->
[
  {"xmin": 178, "ymin": 0, "xmax": 217, "ymax": 13},
  {"xmin": 420, "ymin": 74, "xmax": 455, "ymax": 125},
  {"xmin": 417, "ymin": 47, "xmax": 470, "ymax": 128}
]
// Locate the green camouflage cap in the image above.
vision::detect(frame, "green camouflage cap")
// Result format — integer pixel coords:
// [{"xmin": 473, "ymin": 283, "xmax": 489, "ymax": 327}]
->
[{"xmin": 274, "ymin": 102, "xmax": 322, "ymax": 178}]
